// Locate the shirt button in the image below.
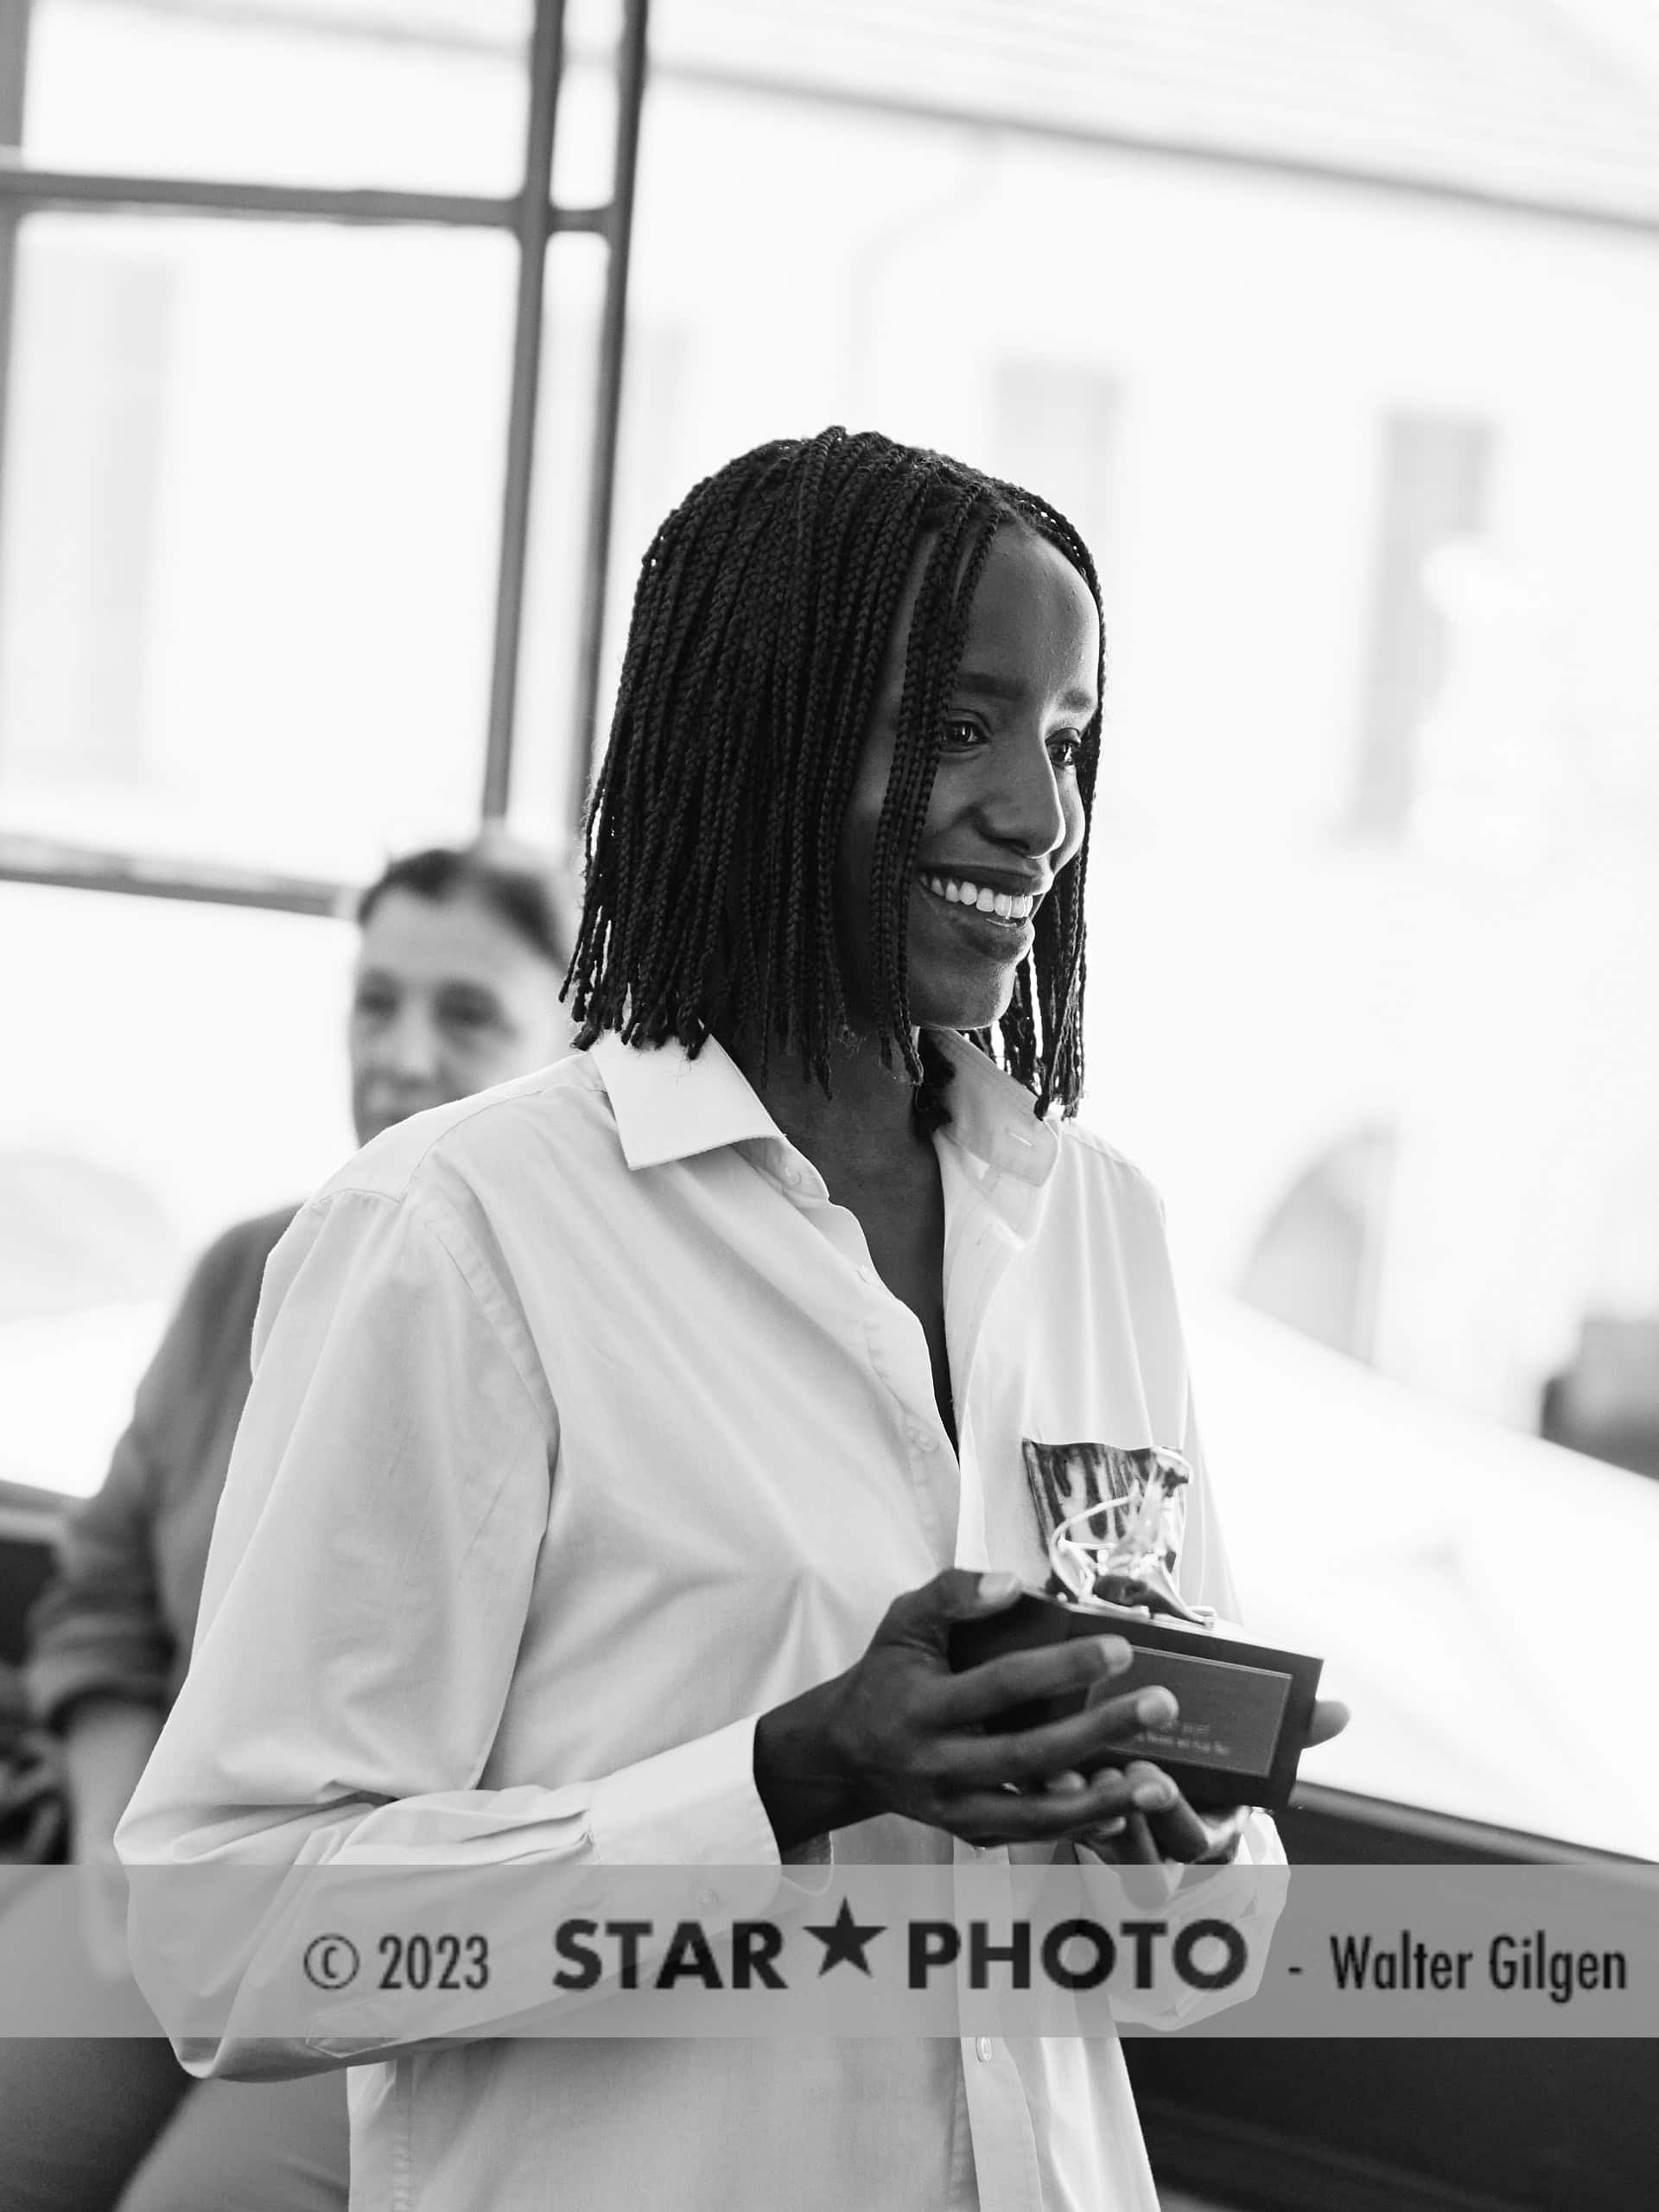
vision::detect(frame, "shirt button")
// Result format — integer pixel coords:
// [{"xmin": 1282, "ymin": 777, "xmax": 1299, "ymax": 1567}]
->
[
  {"xmin": 781, "ymin": 1166, "xmax": 802, "ymax": 1188},
  {"xmin": 909, "ymin": 1427, "xmax": 938, "ymax": 1453},
  {"xmin": 856, "ymin": 1265, "xmax": 874, "ymax": 1284},
  {"xmin": 975, "ymin": 2037, "xmax": 994, "ymax": 2063}
]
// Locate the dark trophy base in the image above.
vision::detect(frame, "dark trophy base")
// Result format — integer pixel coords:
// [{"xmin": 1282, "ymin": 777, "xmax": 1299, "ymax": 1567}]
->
[{"xmin": 949, "ymin": 1592, "xmax": 1325, "ymax": 1813}]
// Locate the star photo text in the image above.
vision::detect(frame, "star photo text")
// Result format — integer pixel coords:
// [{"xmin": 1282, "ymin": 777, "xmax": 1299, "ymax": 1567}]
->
[{"xmin": 548, "ymin": 1907, "xmax": 1250, "ymax": 1995}]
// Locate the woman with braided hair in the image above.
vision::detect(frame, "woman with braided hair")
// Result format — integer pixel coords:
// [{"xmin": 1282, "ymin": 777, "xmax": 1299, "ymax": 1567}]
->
[
  {"xmin": 567, "ymin": 429, "xmax": 1092, "ymax": 1116},
  {"xmin": 119, "ymin": 429, "xmax": 1338, "ymax": 2211}
]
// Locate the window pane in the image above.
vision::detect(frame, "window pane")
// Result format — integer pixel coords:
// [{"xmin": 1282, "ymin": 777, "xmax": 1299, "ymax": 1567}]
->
[
  {"xmin": 20, "ymin": 0, "xmax": 532, "ymax": 196},
  {"xmin": 0, "ymin": 883, "xmax": 354, "ymax": 1497},
  {"xmin": 0, "ymin": 213, "xmax": 516, "ymax": 880},
  {"xmin": 511, "ymin": 231, "xmax": 607, "ymax": 843},
  {"xmin": 550, "ymin": 30, "xmax": 623, "ymax": 211},
  {"xmin": 1351, "ymin": 414, "xmax": 1495, "ymax": 837}
]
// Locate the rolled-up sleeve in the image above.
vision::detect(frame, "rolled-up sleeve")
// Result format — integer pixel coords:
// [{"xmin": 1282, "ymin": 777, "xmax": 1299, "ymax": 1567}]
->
[
  {"xmin": 25, "ymin": 1305, "xmax": 197, "ymax": 1730},
  {"xmin": 26, "ymin": 1427, "xmax": 169, "ymax": 1727},
  {"xmin": 26, "ymin": 1216, "xmax": 286, "ymax": 1731},
  {"xmin": 118, "ymin": 1185, "xmax": 788, "ymax": 2069}
]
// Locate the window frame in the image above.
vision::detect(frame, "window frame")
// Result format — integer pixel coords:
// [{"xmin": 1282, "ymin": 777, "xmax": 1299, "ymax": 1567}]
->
[{"xmin": 0, "ymin": 0, "xmax": 649, "ymax": 913}]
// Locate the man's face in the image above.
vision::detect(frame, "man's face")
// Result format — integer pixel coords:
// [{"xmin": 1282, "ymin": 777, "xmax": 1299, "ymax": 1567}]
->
[
  {"xmin": 835, "ymin": 525, "xmax": 1098, "ymax": 1036},
  {"xmin": 348, "ymin": 888, "xmax": 573, "ymax": 1145}
]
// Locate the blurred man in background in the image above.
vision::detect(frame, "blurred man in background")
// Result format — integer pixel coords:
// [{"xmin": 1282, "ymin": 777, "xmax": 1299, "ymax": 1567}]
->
[{"xmin": 0, "ymin": 836, "xmax": 575, "ymax": 2212}]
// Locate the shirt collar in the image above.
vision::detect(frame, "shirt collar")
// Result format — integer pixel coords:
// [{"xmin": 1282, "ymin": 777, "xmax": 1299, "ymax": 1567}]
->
[
  {"xmin": 590, "ymin": 1025, "xmax": 1059, "ymax": 1188},
  {"xmin": 590, "ymin": 1029, "xmax": 783, "ymax": 1169},
  {"xmin": 925, "ymin": 1028, "xmax": 1060, "ymax": 1190}
]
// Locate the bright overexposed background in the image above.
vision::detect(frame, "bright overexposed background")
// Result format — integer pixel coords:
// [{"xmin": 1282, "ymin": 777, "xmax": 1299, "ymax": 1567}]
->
[{"xmin": 4, "ymin": 0, "xmax": 1659, "ymax": 1855}]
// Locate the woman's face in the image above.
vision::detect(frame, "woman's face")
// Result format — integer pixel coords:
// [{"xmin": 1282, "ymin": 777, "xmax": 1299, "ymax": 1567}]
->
[
  {"xmin": 348, "ymin": 888, "xmax": 573, "ymax": 1145},
  {"xmin": 835, "ymin": 524, "xmax": 1098, "ymax": 1038}
]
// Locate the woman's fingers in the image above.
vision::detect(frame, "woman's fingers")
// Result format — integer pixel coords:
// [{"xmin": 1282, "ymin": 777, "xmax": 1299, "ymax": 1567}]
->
[
  {"xmin": 947, "ymin": 1769, "xmax": 1155, "ymax": 1845},
  {"xmin": 932, "ymin": 1632, "xmax": 1135, "ymax": 1726},
  {"xmin": 1306, "ymin": 1698, "xmax": 1351, "ymax": 1748},
  {"xmin": 1116, "ymin": 1763, "xmax": 1214, "ymax": 1861},
  {"xmin": 938, "ymin": 1682, "xmax": 1179, "ymax": 1792}
]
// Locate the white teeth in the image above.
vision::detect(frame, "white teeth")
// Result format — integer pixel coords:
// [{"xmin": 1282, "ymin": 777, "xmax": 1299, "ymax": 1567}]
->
[{"xmin": 921, "ymin": 874, "xmax": 1038, "ymax": 920}]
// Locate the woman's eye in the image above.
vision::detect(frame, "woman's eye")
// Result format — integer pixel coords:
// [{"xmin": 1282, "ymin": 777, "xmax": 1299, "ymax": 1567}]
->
[
  {"xmin": 1048, "ymin": 731, "xmax": 1086, "ymax": 768},
  {"xmin": 941, "ymin": 717, "xmax": 984, "ymax": 749}
]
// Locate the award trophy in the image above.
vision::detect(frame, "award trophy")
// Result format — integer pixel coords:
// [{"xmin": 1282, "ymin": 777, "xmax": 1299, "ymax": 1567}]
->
[{"xmin": 949, "ymin": 1447, "xmax": 1325, "ymax": 1812}]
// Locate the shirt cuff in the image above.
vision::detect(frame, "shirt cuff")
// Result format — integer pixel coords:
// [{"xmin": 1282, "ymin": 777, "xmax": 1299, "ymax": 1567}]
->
[
  {"xmin": 586, "ymin": 1715, "xmax": 781, "ymax": 1866},
  {"xmin": 779, "ymin": 1830, "xmax": 835, "ymax": 1897},
  {"xmin": 1236, "ymin": 1808, "xmax": 1286, "ymax": 1866}
]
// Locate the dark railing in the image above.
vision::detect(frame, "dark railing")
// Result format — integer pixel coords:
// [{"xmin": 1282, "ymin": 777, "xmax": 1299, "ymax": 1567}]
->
[{"xmin": 1128, "ymin": 1789, "xmax": 1649, "ymax": 2212}]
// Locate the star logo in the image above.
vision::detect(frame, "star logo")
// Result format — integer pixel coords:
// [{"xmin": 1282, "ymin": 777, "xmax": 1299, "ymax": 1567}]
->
[{"xmin": 804, "ymin": 1897, "xmax": 885, "ymax": 1977}]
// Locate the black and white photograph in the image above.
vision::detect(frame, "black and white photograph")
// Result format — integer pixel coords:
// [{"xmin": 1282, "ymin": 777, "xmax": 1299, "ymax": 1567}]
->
[{"xmin": 1, "ymin": 4, "xmax": 1656, "ymax": 2209}]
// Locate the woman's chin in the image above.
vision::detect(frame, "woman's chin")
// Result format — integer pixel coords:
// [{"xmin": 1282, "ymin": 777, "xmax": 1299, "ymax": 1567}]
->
[{"xmin": 907, "ymin": 976, "xmax": 1019, "ymax": 1036}]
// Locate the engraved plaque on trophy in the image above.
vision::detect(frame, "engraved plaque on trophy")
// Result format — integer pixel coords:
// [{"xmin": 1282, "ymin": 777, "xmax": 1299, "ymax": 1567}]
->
[{"xmin": 949, "ymin": 1446, "xmax": 1325, "ymax": 1812}]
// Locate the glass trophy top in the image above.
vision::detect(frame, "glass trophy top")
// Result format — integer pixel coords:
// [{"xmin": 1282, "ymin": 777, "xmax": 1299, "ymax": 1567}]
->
[{"xmin": 1046, "ymin": 1446, "xmax": 1217, "ymax": 1628}]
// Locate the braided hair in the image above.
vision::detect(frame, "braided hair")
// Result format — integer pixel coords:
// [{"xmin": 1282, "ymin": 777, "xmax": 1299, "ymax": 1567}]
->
[{"xmin": 567, "ymin": 427, "xmax": 1103, "ymax": 1119}]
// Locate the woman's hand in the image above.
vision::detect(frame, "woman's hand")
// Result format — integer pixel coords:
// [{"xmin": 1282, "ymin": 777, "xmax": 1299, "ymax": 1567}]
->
[
  {"xmin": 1050, "ymin": 1695, "xmax": 1352, "ymax": 1865},
  {"xmin": 754, "ymin": 1569, "xmax": 1216, "ymax": 1853}
]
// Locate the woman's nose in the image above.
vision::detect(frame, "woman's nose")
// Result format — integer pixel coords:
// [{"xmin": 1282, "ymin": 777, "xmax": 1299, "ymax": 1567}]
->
[{"xmin": 983, "ymin": 734, "xmax": 1071, "ymax": 856}]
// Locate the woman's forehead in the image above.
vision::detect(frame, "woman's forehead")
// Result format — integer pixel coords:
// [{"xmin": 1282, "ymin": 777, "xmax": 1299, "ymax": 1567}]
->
[{"xmin": 876, "ymin": 524, "xmax": 1099, "ymax": 704}]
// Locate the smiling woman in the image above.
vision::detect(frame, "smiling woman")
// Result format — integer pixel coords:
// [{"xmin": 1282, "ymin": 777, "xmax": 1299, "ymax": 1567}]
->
[
  {"xmin": 835, "ymin": 526, "xmax": 1097, "ymax": 1039},
  {"xmin": 116, "ymin": 428, "xmax": 1325, "ymax": 2212},
  {"xmin": 567, "ymin": 428, "xmax": 1105, "ymax": 1114}
]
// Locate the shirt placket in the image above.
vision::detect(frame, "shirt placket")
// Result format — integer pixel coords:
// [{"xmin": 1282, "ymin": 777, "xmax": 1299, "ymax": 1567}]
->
[
  {"xmin": 767, "ymin": 1130, "xmax": 1053, "ymax": 2209},
  {"xmin": 766, "ymin": 1139, "xmax": 961, "ymax": 1567},
  {"xmin": 938, "ymin": 1142, "xmax": 1053, "ymax": 2209},
  {"xmin": 938, "ymin": 1128, "xmax": 1046, "ymax": 1564}
]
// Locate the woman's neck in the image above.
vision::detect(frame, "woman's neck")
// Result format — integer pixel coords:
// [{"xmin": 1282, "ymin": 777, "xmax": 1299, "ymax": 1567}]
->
[{"xmin": 720, "ymin": 1025, "xmax": 935, "ymax": 1191}]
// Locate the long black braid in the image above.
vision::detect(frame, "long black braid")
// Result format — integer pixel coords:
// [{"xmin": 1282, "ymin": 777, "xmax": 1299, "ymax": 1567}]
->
[{"xmin": 567, "ymin": 427, "xmax": 1104, "ymax": 1120}]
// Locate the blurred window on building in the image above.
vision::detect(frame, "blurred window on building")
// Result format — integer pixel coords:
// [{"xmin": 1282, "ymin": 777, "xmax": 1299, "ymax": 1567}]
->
[
  {"xmin": 1236, "ymin": 1127, "xmax": 1395, "ymax": 1363},
  {"xmin": 1540, "ymin": 1156, "xmax": 1659, "ymax": 1480},
  {"xmin": 1351, "ymin": 412, "xmax": 1494, "ymax": 838},
  {"xmin": 1541, "ymin": 1316, "xmax": 1659, "ymax": 1482}
]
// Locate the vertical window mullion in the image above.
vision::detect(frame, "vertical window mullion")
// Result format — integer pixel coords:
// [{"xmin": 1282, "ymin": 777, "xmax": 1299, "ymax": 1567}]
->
[
  {"xmin": 567, "ymin": 0, "xmax": 649, "ymax": 835},
  {"xmin": 481, "ymin": 0, "xmax": 568, "ymax": 825}
]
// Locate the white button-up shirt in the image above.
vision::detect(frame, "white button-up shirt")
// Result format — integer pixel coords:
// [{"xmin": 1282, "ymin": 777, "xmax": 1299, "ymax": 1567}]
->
[{"xmin": 120, "ymin": 1027, "xmax": 1272, "ymax": 2212}]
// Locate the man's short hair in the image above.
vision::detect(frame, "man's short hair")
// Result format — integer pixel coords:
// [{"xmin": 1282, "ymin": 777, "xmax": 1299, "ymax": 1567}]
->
[{"xmin": 357, "ymin": 837, "xmax": 575, "ymax": 977}]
